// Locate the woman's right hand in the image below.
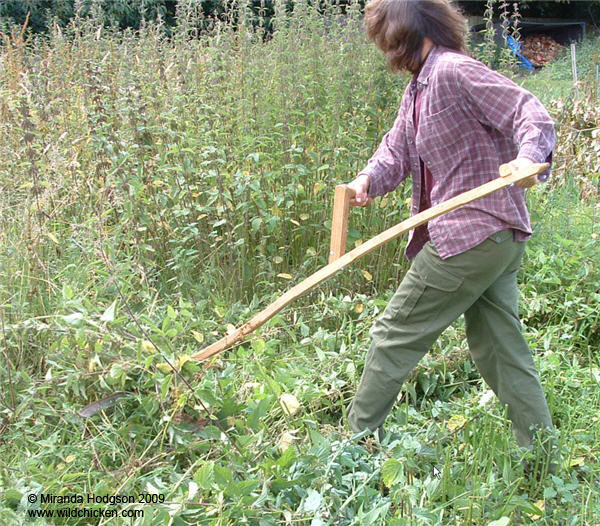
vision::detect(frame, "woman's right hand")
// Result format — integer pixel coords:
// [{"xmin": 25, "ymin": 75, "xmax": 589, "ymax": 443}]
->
[{"xmin": 347, "ymin": 174, "xmax": 372, "ymax": 207}]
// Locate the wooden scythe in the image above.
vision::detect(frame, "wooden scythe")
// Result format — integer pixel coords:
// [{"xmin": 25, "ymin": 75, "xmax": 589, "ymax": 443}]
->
[{"xmin": 192, "ymin": 162, "xmax": 548, "ymax": 362}]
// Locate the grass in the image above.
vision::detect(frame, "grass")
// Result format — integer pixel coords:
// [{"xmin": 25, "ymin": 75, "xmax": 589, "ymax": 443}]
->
[{"xmin": 0, "ymin": 3, "xmax": 599, "ymax": 525}]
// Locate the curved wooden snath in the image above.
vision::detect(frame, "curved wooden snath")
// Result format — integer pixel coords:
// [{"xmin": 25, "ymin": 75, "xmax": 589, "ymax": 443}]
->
[{"xmin": 192, "ymin": 162, "xmax": 548, "ymax": 362}]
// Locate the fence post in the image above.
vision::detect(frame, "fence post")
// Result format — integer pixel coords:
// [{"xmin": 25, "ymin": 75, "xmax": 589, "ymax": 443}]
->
[{"xmin": 570, "ymin": 42, "xmax": 578, "ymax": 86}]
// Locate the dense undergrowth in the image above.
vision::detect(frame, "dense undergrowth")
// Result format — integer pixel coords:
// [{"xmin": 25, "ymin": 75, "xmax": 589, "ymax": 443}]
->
[{"xmin": 0, "ymin": 2, "xmax": 599, "ymax": 525}]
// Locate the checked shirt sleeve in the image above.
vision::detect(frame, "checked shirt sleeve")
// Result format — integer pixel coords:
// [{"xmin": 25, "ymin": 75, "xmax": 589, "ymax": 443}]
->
[
  {"xmin": 453, "ymin": 60, "xmax": 555, "ymax": 181},
  {"xmin": 360, "ymin": 90, "xmax": 412, "ymax": 198}
]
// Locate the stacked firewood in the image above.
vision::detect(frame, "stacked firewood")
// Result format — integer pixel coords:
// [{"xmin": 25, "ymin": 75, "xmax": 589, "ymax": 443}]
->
[{"xmin": 521, "ymin": 34, "xmax": 564, "ymax": 68}]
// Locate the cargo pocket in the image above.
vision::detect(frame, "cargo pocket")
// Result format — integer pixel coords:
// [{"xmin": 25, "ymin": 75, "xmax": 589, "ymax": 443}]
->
[{"xmin": 394, "ymin": 258, "xmax": 464, "ymax": 324}]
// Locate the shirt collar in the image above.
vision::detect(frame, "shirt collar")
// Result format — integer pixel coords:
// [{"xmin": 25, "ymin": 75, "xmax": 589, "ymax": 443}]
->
[{"xmin": 410, "ymin": 45, "xmax": 444, "ymax": 93}]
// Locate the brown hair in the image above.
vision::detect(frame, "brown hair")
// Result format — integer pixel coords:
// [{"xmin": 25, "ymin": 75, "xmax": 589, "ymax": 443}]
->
[{"xmin": 365, "ymin": 0, "xmax": 468, "ymax": 73}]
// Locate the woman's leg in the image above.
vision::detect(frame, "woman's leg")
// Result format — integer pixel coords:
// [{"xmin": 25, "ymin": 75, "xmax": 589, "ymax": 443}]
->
[
  {"xmin": 347, "ymin": 259, "xmax": 457, "ymax": 434},
  {"xmin": 464, "ymin": 261, "xmax": 554, "ymax": 448},
  {"xmin": 347, "ymin": 230, "xmax": 526, "ymax": 435}
]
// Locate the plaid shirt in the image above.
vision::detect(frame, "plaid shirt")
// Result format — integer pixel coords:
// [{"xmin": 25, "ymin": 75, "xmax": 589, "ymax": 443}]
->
[{"xmin": 362, "ymin": 46, "xmax": 555, "ymax": 260}]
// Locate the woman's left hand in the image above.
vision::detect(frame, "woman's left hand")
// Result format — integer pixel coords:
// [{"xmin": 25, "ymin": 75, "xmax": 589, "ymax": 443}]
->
[{"xmin": 508, "ymin": 157, "xmax": 537, "ymax": 188}]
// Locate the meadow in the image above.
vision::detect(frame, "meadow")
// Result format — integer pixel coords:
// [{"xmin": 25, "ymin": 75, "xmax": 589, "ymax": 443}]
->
[{"xmin": 0, "ymin": 3, "xmax": 599, "ymax": 525}]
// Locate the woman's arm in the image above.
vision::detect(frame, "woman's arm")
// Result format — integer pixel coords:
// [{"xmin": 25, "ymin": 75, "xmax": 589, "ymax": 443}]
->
[
  {"xmin": 357, "ymin": 87, "xmax": 412, "ymax": 198},
  {"xmin": 453, "ymin": 59, "xmax": 555, "ymax": 182}
]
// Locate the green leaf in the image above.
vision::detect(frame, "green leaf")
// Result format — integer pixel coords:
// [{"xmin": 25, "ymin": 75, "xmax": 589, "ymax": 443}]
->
[
  {"xmin": 156, "ymin": 363, "xmax": 172, "ymax": 374},
  {"xmin": 101, "ymin": 300, "xmax": 117, "ymax": 322},
  {"xmin": 303, "ymin": 489, "xmax": 322, "ymax": 513},
  {"xmin": 488, "ymin": 518, "xmax": 510, "ymax": 526},
  {"xmin": 4, "ymin": 489, "xmax": 23, "ymax": 506},
  {"xmin": 543, "ymin": 486, "xmax": 557, "ymax": 499},
  {"xmin": 382, "ymin": 458, "xmax": 403, "ymax": 488},
  {"xmin": 251, "ymin": 217, "xmax": 262, "ymax": 232},
  {"xmin": 506, "ymin": 495, "xmax": 545, "ymax": 515},
  {"xmin": 361, "ymin": 502, "xmax": 391, "ymax": 524},
  {"xmin": 264, "ymin": 375, "xmax": 282, "ymax": 396},
  {"xmin": 63, "ymin": 284, "xmax": 74, "ymax": 300},
  {"xmin": 214, "ymin": 464, "xmax": 234, "ymax": 486},
  {"xmin": 276, "ymin": 445, "xmax": 297, "ymax": 469},
  {"xmin": 193, "ymin": 462, "xmax": 214, "ymax": 490},
  {"xmin": 62, "ymin": 312, "xmax": 84, "ymax": 326},
  {"xmin": 248, "ymin": 396, "xmax": 273, "ymax": 430},
  {"xmin": 225, "ymin": 479, "xmax": 259, "ymax": 498},
  {"xmin": 160, "ymin": 373, "xmax": 172, "ymax": 401},
  {"xmin": 108, "ymin": 362, "xmax": 125, "ymax": 381},
  {"xmin": 252, "ymin": 338, "xmax": 266, "ymax": 353}
]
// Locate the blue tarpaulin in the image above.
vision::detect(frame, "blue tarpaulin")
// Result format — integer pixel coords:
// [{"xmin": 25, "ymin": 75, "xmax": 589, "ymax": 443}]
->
[{"xmin": 507, "ymin": 35, "xmax": 534, "ymax": 70}]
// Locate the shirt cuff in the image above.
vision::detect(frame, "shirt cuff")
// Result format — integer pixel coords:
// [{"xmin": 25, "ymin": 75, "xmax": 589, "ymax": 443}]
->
[
  {"xmin": 518, "ymin": 146, "xmax": 553, "ymax": 182},
  {"xmin": 517, "ymin": 143, "xmax": 545, "ymax": 164},
  {"xmin": 361, "ymin": 170, "xmax": 383, "ymax": 198}
]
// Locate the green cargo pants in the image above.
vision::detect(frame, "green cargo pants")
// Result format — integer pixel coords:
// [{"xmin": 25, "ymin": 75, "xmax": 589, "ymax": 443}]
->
[{"xmin": 347, "ymin": 230, "xmax": 554, "ymax": 448}]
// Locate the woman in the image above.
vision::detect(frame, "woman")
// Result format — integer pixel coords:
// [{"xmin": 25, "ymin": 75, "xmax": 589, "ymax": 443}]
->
[{"xmin": 345, "ymin": 0, "xmax": 555, "ymax": 460}]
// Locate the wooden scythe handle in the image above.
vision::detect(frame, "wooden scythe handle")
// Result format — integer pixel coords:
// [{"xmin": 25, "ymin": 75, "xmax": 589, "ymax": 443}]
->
[
  {"xmin": 191, "ymin": 162, "xmax": 549, "ymax": 362},
  {"xmin": 329, "ymin": 185, "xmax": 355, "ymax": 263}
]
